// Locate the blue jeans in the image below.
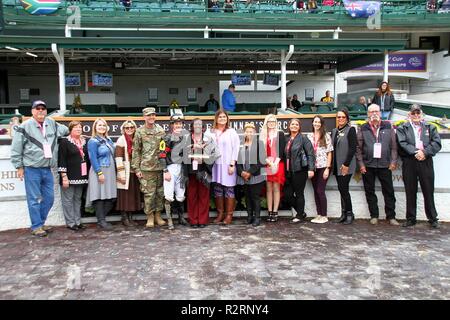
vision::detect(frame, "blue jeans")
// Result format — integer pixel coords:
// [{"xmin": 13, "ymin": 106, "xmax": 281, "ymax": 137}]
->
[
  {"xmin": 381, "ymin": 111, "xmax": 391, "ymax": 120},
  {"xmin": 24, "ymin": 167, "xmax": 54, "ymax": 231}
]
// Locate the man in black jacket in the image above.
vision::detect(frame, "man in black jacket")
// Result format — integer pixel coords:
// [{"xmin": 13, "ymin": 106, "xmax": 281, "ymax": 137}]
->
[
  {"xmin": 396, "ymin": 104, "xmax": 441, "ymax": 228},
  {"xmin": 356, "ymin": 104, "xmax": 399, "ymax": 226}
]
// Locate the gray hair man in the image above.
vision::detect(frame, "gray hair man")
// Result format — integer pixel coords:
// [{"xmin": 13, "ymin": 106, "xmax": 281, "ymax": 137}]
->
[{"xmin": 356, "ymin": 103, "xmax": 399, "ymax": 226}]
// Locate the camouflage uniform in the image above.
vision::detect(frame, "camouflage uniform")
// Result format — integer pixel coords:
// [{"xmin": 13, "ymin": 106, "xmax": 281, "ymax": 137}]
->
[{"xmin": 131, "ymin": 122, "xmax": 166, "ymax": 223}]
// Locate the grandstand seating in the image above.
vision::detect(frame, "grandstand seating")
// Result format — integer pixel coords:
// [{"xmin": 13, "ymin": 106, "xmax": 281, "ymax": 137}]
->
[{"xmin": 2, "ymin": 0, "xmax": 449, "ymax": 29}]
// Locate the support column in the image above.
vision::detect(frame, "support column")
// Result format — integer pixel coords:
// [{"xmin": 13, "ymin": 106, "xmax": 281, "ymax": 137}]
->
[
  {"xmin": 383, "ymin": 50, "xmax": 389, "ymax": 83},
  {"xmin": 253, "ymin": 70, "xmax": 257, "ymax": 91},
  {"xmin": 334, "ymin": 68, "xmax": 338, "ymax": 109},
  {"xmin": 51, "ymin": 43, "xmax": 66, "ymax": 111},
  {"xmin": 280, "ymin": 45, "xmax": 294, "ymax": 111},
  {"xmin": 281, "ymin": 50, "xmax": 287, "ymax": 110}
]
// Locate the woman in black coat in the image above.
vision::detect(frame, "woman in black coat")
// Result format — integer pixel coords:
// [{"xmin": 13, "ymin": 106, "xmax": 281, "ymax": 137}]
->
[
  {"xmin": 284, "ymin": 118, "xmax": 315, "ymax": 223},
  {"xmin": 331, "ymin": 108, "xmax": 357, "ymax": 225}
]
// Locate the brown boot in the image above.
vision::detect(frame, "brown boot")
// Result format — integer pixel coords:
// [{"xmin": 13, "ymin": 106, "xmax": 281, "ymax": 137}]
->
[
  {"xmin": 145, "ymin": 212, "xmax": 155, "ymax": 228},
  {"xmin": 128, "ymin": 213, "xmax": 139, "ymax": 226},
  {"xmin": 213, "ymin": 196, "xmax": 225, "ymax": 224},
  {"xmin": 223, "ymin": 197, "xmax": 235, "ymax": 225},
  {"xmin": 155, "ymin": 212, "xmax": 167, "ymax": 226}
]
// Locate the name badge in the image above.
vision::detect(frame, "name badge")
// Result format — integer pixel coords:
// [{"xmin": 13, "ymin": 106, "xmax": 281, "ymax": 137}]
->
[
  {"xmin": 373, "ymin": 143, "xmax": 382, "ymax": 159},
  {"xmin": 43, "ymin": 143, "xmax": 52, "ymax": 159},
  {"xmin": 81, "ymin": 162, "xmax": 87, "ymax": 176},
  {"xmin": 416, "ymin": 141, "xmax": 424, "ymax": 150},
  {"xmin": 192, "ymin": 159, "xmax": 198, "ymax": 171}
]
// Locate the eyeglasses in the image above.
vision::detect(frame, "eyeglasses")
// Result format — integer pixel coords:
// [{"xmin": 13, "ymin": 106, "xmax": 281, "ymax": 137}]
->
[
  {"xmin": 124, "ymin": 126, "xmax": 135, "ymax": 130},
  {"xmin": 411, "ymin": 111, "xmax": 421, "ymax": 115},
  {"xmin": 35, "ymin": 107, "xmax": 46, "ymax": 111}
]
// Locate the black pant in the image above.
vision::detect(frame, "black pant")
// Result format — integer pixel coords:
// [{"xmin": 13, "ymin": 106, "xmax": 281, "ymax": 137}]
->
[
  {"xmin": 284, "ymin": 171, "xmax": 308, "ymax": 217},
  {"xmin": 402, "ymin": 157, "xmax": 438, "ymax": 223},
  {"xmin": 336, "ymin": 174, "xmax": 353, "ymax": 213},
  {"xmin": 362, "ymin": 167, "xmax": 396, "ymax": 219},
  {"xmin": 243, "ymin": 181, "xmax": 265, "ymax": 218}
]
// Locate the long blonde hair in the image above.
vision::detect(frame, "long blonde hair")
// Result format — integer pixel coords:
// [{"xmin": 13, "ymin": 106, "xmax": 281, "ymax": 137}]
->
[
  {"xmin": 259, "ymin": 113, "xmax": 277, "ymax": 143},
  {"xmin": 91, "ymin": 118, "xmax": 109, "ymax": 138}
]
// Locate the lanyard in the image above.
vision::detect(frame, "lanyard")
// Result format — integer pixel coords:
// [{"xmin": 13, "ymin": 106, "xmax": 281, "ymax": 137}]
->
[
  {"xmin": 36, "ymin": 119, "xmax": 47, "ymax": 141},
  {"xmin": 72, "ymin": 137, "xmax": 85, "ymax": 161},
  {"xmin": 370, "ymin": 124, "xmax": 381, "ymax": 143},
  {"xmin": 286, "ymin": 136, "xmax": 294, "ymax": 171},
  {"xmin": 380, "ymin": 94, "xmax": 386, "ymax": 110}
]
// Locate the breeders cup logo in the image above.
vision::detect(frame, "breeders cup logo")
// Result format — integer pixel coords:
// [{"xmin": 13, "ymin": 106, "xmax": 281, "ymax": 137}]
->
[
  {"xmin": 409, "ymin": 56, "xmax": 423, "ymax": 68},
  {"xmin": 20, "ymin": 0, "xmax": 61, "ymax": 15}
]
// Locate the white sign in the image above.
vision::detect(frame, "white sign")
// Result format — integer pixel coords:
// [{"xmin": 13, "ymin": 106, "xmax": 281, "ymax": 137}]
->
[{"xmin": 0, "ymin": 159, "xmax": 25, "ymax": 199}]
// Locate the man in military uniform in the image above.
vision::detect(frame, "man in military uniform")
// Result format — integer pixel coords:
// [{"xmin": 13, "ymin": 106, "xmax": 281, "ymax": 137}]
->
[{"xmin": 131, "ymin": 107, "xmax": 167, "ymax": 228}]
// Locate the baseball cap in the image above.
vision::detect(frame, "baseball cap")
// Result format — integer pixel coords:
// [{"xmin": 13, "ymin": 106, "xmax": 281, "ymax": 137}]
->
[
  {"xmin": 142, "ymin": 107, "xmax": 156, "ymax": 116},
  {"xmin": 170, "ymin": 114, "xmax": 184, "ymax": 123},
  {"xmin": 32, "ymin": 100, "xmax": 47, "ymax": 109},
  {"xmin": 410, "ymin": 104, "xmax": 422, "ymax": 113}
]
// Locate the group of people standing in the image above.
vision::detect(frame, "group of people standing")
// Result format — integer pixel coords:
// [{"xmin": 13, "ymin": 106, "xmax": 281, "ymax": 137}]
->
[{"xmin": 11, "ymin": 100, "xmax": 442, "ymax": 237}]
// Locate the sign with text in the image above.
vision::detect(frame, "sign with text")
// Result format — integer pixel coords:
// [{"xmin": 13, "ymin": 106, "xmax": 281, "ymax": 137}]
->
[
  {"xmin": 0, "ymin": 159, "xmax": 26, "ymax": 199},
  {"xmin": 353, "ymin": 53, "xmax": 427, "ymax": 72}
]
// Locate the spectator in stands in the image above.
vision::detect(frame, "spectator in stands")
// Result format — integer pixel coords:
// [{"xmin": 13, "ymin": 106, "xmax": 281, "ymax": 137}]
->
[
  {"xmin": 224, "ymin": 0, "xmax": 234, "ymax": 13},
  {"xmin": 307, "ymin": 0, "xmax": 318, "ymax": 13},
  {"xmin": 320, "ymin": 90, "xmax": 334, "ymax": 103},
  {"xmin": 86, "ymin": 118, "xmax": 117, "ymax": 230},
  {"xmin": 236, "ymin": 122, "xmax": 267, "ymax": 227},
  {"xmin": 307, "ymin": 115, "xmax": 333, "ymax": 224},
  {"xmin": 372, "ymin": 81, "xmax": 395, "ymax": 120},
  {"xmin": 11, "ymin": 100, "xmax": 69, "ymax": 237},
  {"xmin": 332, "ymin": 108, "xmax": 357, "ymax": 225},
  {"xmin": 294, "ymin": 1, "xmax": 306, "ymax": 11},
  {"xmin": 121, "ymin": 0, "xmax": 132, "ymax": 11},
  {"xmin": 208, "ymin": 0, "xmax": 220, "ymax": 12},
  {"xmin": 210, "ymin": 110, "xmax": 240, "ymax": 225},
  {"xmin": 221, "ymin": 84, "xmax": 236, "ymax": 112},
  {"xmin": 354, "ymin": 96, "xmax": 368, "ymax": 111},
  {"xmin": 58, "ymin": 121, "xmax": 89, "ymax": 231},
  {"xmin": 356, "ymin": 104, "xmax": 399, "ymax": 226},
  {"xmin": 322, "ymin": 0, "xmax": 335, "ymax": 5},
  {"xmin": 260, "ymin": 114, "xmax": 286, "ymax": 223},
  {"xmin": 284, "ymin": 118, "xmax": 315, "ymax": 223},
  {"xmin": 204, "ymin": 93, "xmax": 220, "ymax": 112},
  {"xmin": 397, "ymin": 104, "xmax": 441, "ymax": 229},
  {"xmin": 291, "ymin": 94, "xmax": 302, "ymax": 110},
  {"xmin": 115, "ymin": 120, "xmax": 142, "ymax": 227}
]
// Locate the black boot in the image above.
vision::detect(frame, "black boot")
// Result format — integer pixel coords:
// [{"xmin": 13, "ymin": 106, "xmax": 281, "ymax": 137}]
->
[
  {"xmin": 252, "ymin": 209, "xmax": 261, "ymax": 227},
  {"xmin": 343, "ymin": 211, "xmax": 354, "ymax": 225},
  {"xmin": 266, "ymin": 211, "xmax": 273, "ymax": 222},
  {"xmin": 121, "ymin": 212, "xmax": 132, "ymax": 227},
  {"xmin": 95, "ymin": 201, "xmax": 113, "ymax": 230},
  {"xmin": 335, "ymin": 210, "xmax": 346, "ymax": 223},
  {"xmin": 175, "ymin": 201, "xmax": 188, "ymax": 226},
  {"xmin": 247, "ymin": 212, "xmax": 254, "ymax": 224}
]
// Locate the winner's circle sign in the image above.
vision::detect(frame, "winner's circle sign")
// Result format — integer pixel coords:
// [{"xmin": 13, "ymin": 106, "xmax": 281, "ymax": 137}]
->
[{"xmin": 20, "ymin": 0, "xmax": 61, "ymax": 15}]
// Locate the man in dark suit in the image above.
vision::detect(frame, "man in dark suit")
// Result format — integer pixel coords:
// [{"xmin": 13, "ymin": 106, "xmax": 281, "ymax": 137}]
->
[{"xmin": 396, "ymin": 104, "xmax": 441, "ymax": 229}]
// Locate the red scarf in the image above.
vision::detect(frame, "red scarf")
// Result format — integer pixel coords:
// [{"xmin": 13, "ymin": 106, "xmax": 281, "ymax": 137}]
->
[{"xmin": 125, "ymin": 133, "xmax": 133, "ymax": 159}]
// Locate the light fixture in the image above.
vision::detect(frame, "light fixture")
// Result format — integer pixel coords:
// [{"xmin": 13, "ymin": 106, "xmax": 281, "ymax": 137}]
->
[
  {"xmin": 5, "ymin": 46, "xmax": 19, "ymax": 51},
  {"xmin": 25, "ymin": 52, "xmax": 38, "ymax": 58}
]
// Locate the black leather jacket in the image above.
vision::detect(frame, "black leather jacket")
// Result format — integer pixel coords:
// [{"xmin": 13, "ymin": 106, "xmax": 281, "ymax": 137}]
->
[{"xmin": 284, "ymin": 133, "xmax": 315, "ymax": 172}]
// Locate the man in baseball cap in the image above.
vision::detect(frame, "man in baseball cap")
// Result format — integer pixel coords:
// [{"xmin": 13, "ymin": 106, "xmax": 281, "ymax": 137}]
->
[
  {"xmin": 142, "ymin": 107, "xmax": 156, "ymax": 116},
  {"xmin": 32, "ymin": 100, "xmax": 47, "ymax": 109}
]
